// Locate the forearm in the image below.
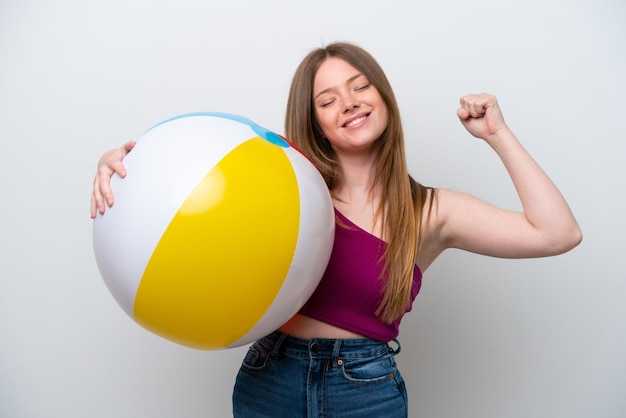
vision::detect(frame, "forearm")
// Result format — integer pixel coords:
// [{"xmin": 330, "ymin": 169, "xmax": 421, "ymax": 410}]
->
[{"xmin": 488, "ymin": 128, "xmax": 582, "ymax": 248}]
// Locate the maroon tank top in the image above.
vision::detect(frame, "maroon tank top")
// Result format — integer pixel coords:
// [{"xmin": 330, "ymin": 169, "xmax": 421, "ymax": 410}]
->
[{"xmin": 298, "ymin": 209, "xmax": 422, "ymax": 341}]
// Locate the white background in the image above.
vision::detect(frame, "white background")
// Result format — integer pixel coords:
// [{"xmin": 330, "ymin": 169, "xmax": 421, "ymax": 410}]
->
[{"xmin": 1, "ymin": 0, "xmax": 625, "ymax": 417}]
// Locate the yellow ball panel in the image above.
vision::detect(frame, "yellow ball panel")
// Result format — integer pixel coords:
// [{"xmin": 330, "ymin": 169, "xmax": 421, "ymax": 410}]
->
[{"xmin": 134, "ymin": 137, "xmax": 300, "ymax": 349}]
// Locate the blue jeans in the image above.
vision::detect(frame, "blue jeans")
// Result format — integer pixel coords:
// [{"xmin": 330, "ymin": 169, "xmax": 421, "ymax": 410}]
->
[{"xmin": 232, "ymin": 331, "xmax": 408, "ymax": 417}]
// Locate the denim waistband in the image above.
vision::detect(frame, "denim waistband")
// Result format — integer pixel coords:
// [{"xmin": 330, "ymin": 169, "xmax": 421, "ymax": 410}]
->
[{"xmin": 262, "ymin": 331, "xmax": 401, "ymax": 360}]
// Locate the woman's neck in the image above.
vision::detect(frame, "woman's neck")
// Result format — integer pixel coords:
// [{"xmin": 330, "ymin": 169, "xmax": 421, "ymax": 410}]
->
[
  {"xmin": 334, "ymin": 150, "xmax": 378, "ymax": 196},
  {"xmin": 332, "ymin": 155, "xmax": 384, "ymax": 238}
]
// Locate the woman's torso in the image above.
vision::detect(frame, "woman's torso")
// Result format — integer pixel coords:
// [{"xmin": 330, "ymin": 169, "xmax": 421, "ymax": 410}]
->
[{"xmin": 278, "ymin": 197, "xmax": 441, "ymax": 340}]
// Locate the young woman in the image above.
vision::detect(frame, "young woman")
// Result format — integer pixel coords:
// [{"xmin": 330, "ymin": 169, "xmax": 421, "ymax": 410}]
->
[{"xmin": 90, "ymin": 42, "xmax": 582, "ymax": 417}]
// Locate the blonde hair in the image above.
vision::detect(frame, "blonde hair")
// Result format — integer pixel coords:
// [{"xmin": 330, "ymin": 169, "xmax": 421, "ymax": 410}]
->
[{"xmin": 285, "ymin": 42, "xmax": 434, "ymax": 323}]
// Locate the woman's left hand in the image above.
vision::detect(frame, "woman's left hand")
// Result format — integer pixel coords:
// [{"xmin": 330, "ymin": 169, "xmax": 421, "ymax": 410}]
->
[{"xmin": 456, "ymin": 93, "xmax": 509, "ymax": 142}]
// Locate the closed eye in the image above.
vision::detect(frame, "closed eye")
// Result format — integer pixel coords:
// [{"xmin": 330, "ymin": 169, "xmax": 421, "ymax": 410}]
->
[{"xmin": 319, "ymin": 98, "xmax": 335, "ymax": 108}]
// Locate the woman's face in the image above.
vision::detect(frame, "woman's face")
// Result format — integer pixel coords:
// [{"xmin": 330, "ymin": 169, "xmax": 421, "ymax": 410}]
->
[{"xmin": 312, "ymin": 57, "xmax": 388, "ymax": 156}]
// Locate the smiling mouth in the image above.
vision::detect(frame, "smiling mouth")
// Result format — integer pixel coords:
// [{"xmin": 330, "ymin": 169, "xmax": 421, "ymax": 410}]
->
[{"xmin": 343, "ymin": 113, "xmax": 370, "ymax": 128}]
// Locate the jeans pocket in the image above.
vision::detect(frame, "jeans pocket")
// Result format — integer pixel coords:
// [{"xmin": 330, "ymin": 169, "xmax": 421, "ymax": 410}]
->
[
  {"xmin": 240, "ymin": 338, "xmax": 274, "ymax": 375},
  {"xmin": 339, "ymin": 353, "xmax": 397, "ymax": 386}
]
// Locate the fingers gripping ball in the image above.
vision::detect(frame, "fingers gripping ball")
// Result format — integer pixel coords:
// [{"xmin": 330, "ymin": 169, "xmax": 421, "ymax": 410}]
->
[{"xmin": 92, "ymin": 113, "xmax": 334, "ymax": 350}]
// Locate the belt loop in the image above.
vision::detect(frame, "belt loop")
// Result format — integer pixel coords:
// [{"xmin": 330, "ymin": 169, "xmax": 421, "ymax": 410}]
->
[
  {"xmin": 389, "ymin": 338, "xmax": 401, "ymax": 355},
  {"xmin": 272, "ymin": 332, "xmax": 288, "ymax": 356},
  {"xmin": 332, "ymin": 339, "xmax": 343, "ymax": 365}
]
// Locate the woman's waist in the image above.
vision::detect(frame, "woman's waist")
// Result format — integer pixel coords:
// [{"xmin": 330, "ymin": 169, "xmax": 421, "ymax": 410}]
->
[
  {"xmin": 278, "ymin": 313, "xmax": 367, "ymax": 340},
  {"xmin": 260, "ymin": 330, "xmax": 395, "ymax": 359}
]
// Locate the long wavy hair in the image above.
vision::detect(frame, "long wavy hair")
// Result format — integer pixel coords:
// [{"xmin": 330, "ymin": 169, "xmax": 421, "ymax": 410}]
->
[{"xmin": 285, "ymin": 42, "xmax": 434, "ymax": 323}]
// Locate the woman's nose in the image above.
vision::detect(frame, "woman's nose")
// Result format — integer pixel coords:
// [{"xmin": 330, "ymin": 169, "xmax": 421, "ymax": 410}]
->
[{"xmin": 342, "ymin": 96, "xmax": 359, "ymax": 113}]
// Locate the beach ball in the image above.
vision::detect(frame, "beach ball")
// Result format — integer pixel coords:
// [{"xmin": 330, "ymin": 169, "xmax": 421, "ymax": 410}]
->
[{"xmin": 93, "ymin": 112, "xmax": 334, "ymax": 350}]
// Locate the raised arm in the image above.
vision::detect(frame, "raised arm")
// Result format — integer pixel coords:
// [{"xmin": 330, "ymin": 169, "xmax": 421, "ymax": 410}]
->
[
  {"xmin": 435, "ymin": 94, "xmax": 582, "ymax": 258},
  {"xmin": 90, "ymin": 140, "xmax": 136, "ymax": 218}
]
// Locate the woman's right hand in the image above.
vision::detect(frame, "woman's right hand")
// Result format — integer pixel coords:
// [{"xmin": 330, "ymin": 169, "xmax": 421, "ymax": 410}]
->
[{"xmin": 90, "ymin": 141, "xmax": 136, "ymax": 218}]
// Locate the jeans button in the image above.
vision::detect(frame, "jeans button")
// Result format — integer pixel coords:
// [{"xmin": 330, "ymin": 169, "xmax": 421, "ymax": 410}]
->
[{"xmin": 310, "ymin": 342, "xmax": 320, "ymax": 353}]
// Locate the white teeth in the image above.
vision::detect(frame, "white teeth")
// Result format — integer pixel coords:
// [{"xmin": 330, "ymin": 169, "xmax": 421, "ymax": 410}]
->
[{"xmin": 345, "ymin": 115, "xmax": 366, "ymax": 128}]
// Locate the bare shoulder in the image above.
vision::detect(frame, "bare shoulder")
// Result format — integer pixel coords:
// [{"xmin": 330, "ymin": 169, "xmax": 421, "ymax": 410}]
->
[{"xmin": 419, "ymin": 187, "xmax": 477, "ymax": 232}]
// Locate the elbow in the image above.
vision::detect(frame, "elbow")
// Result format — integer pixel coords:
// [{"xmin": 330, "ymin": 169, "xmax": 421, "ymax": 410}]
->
[
  {"xmin": 572, "ymin": 225, "xmax": 583, "ymax": 247},
  {"xmin": 547, "ymin": 225, "xmax": 583, "ymax": 256}
]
